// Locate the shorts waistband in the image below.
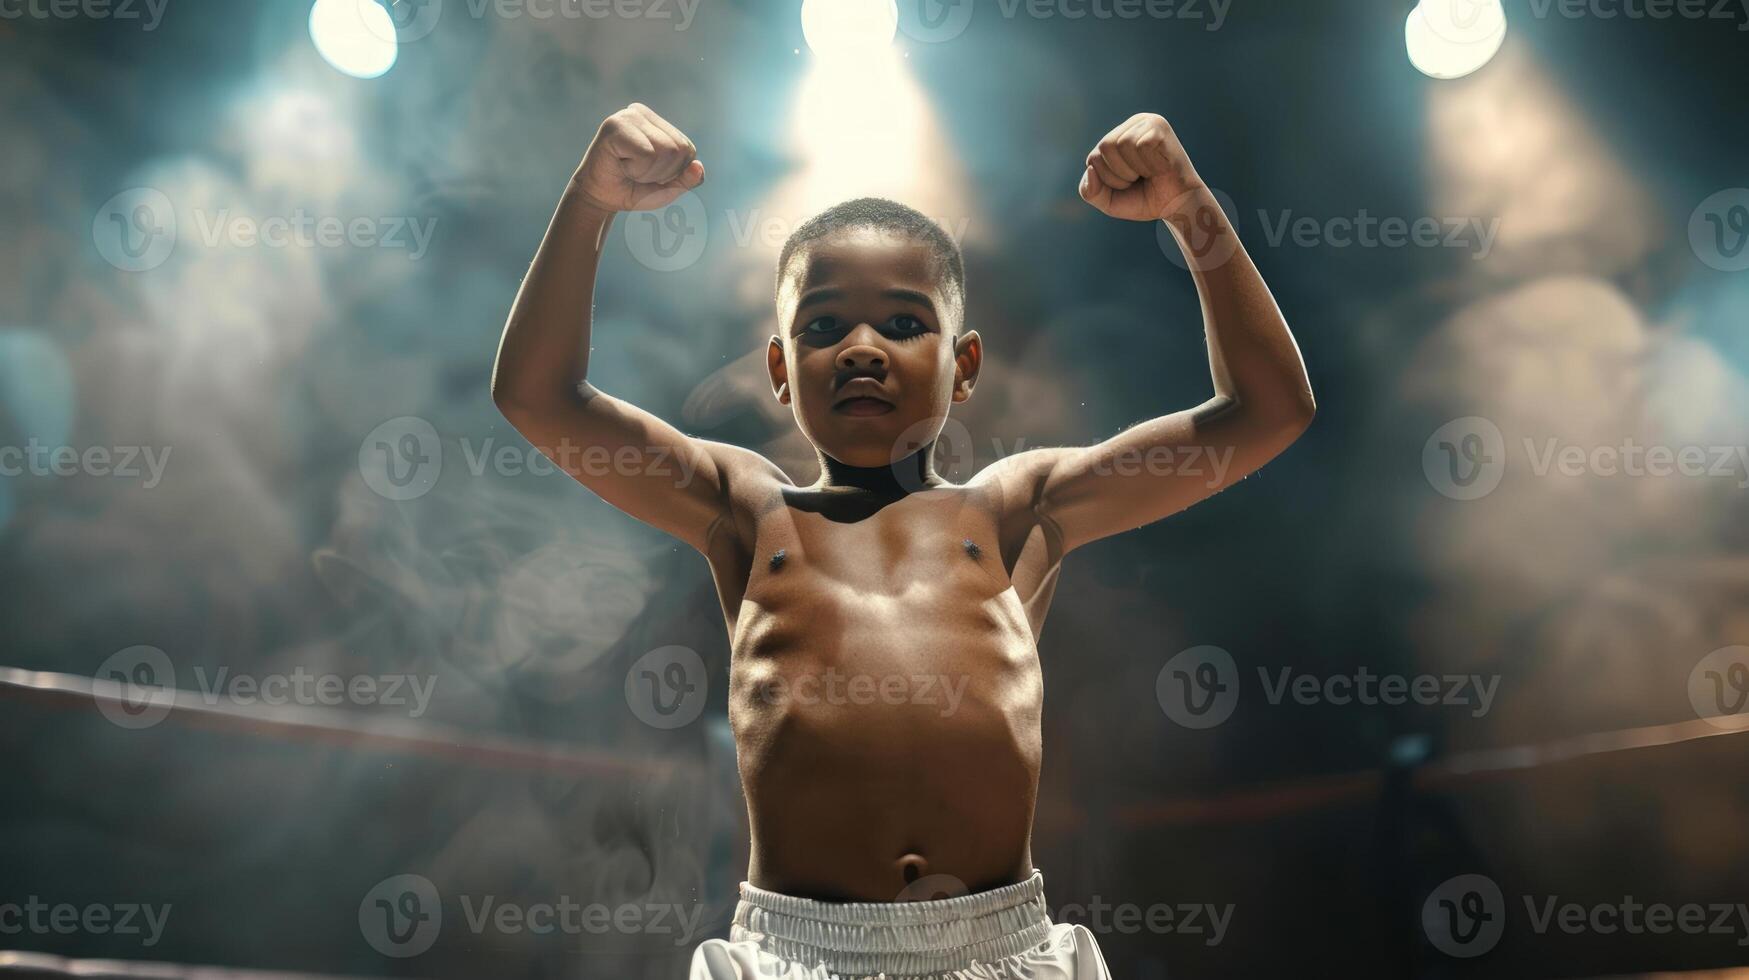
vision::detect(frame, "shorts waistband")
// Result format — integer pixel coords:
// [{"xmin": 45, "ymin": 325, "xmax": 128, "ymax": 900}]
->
[{"xmin": 730, "ymin": 870, "xmax": 1053, "ymax": 978}]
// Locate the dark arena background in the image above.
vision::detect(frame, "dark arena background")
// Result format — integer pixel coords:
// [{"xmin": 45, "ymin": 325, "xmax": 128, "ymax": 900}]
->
[{"xmin": 4, "ymin": 0, "xmax": 1749, "ymax": 977}]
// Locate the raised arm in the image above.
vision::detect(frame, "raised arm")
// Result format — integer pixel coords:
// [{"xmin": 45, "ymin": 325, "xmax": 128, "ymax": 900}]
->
[
  {"xmin": 491, "ymin": 103, "xmax": 786, "ymax": 553},
  {"xmin": 985, "ymin": 112, "xmax": 1315, "ymax": 554}
]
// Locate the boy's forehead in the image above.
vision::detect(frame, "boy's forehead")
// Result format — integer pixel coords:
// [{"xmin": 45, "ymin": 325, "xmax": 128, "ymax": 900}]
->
[{"xmin": 788, "ymin": 228, "xmax": 945, "ymax": 294}]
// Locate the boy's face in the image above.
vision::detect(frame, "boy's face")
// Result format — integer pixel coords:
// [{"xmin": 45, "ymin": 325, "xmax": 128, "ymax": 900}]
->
[{"xmin": 769, "ymin": 227, "xmax": 980, "ymax": 471}]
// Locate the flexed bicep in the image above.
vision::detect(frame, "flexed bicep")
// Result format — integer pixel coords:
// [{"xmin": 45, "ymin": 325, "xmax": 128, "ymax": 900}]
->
[
  {"xmin": 498, "ymin": 385, "xmax": 787, "ymax": 554},
  {"xmin": 1031, "ymin": 395, "xmax": 1308, "ymax": 553}
]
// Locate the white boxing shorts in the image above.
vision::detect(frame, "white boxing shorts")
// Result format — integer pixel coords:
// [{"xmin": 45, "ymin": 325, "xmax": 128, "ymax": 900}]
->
[{"xmin": 688, "ymin": 869, "xmax": 1113, "ymax": 979}]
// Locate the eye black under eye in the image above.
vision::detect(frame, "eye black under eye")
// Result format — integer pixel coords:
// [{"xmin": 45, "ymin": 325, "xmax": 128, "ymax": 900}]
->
[
  {"xmin": 884, "ymin": 315, "xmax": 929, "ymax": 338},
  {"xmin": 800, "ymin": 314, "xmax": 929, "ymax": 339}
]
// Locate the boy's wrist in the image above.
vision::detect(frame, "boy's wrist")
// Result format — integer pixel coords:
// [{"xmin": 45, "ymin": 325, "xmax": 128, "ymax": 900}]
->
[
  {"xmin": 1158, "ymin": 176, "xmax": 1212, "ymax": 220},
  {"xmin": 565, "ymin": 171, "xmax": 621, "ymax": 223}
]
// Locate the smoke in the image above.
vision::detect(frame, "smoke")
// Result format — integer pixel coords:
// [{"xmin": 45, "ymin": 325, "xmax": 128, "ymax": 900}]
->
[{"xmin": 1398, "ymin": 46, "xmax": 1749, "ymax": 746}]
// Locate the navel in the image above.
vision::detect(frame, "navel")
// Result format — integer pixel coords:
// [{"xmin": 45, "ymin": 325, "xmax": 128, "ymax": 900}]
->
[{"xmin": 897, "ymin": 852, "xmax": 928, "ymax": 884}]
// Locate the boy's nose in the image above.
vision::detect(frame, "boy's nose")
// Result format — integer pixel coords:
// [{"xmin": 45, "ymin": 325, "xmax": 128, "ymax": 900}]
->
[{"xmin": 835, "ymin": 340, "xmax": 886, "ymax": 374}]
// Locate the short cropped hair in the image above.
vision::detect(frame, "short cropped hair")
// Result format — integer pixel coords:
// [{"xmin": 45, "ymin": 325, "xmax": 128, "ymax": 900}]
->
[{"xmin": 775, "ymin": 197, "xmax": 967, "ymax": 325}]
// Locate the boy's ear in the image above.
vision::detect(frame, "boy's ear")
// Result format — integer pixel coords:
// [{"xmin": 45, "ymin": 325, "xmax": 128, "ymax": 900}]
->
[
  {"xmin": 951, "ymin": 329, "xmax": 982, "ymax": 404},
  {"xmin": 767, "ymin": 335, "xmax": 790, "ymax": 405}
]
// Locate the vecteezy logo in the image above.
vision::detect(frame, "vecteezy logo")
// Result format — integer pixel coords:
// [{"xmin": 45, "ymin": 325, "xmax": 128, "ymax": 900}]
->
[
  {"xmin": 359, "ymin": 416, "xmax": 442, "ymax": 501},
  {"xmin": 358, "ymin": 0, "xmax": 443, "ymax": 42},
  {"xmin": 93, "ymin": 645, "xmax": 177, "ymax": 729},
  {"xmin": 93, "ymin": 187, "xmax": 177, "ymax": 273},
  {"xmin": 1423, "ymin": 416, "xmax": 1506, "ymax": 501},
  {"xmin": 889, "ymin": 415, "xmax": 975, "ymax": 493},
  {"xmin": 1156, "ymin": 645, "xmax": 1239, "ymax": 729},
  {"xmin": 624, "ymin": 191, "xmax": 708, "ymax": 272},
  {"xmin": 625, "ymin": 645, "xmax": 707, "ymax": 729},
  {"xmin": 1157, "ymin": 187, "xmax": 1240, "ymax": 273},
  {"xmin": 897, "ymin": 873, "xmax": 969, "ymax": 903},
  {"xmin": 898, "ymin": 0, "xmax": 974, "ymax": 43},
  {"xmin": 1689, "ymin": 645, "xmax": 1749, "ymax": 729},
  {"xmin": 359, "ymin": 874, "xmax": 442, "ymax": 957},
  {"xmin": 1418, "ymin": 0, "xmax": 1507, "ymax": 47},
  {"xmin": 1689, "ymin": 189, "xmax": 1749, "ymax": 273},
  {"xmin": 1422, "ymin": 873, "xmax": 1504, "ymax": 957}
]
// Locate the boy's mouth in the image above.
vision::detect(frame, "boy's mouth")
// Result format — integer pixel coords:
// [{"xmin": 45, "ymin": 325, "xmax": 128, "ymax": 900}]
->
[
  {"xmin": 833, "ymin": 377, "xmax": 895, "ymax": 416},
  {"xmin": 835, "ymin": 397, "xmax": 895, "ymax": 417}
]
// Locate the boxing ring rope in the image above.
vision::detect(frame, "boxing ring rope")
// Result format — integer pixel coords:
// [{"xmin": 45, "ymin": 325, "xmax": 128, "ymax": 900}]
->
[
  {"xmin": 7, "ymin": 664, "xmax": 1747, "ymax": 827},
  {"xmin": 1115, "ymin": 713, "xmax": 1749, "ymax": 828},
  {"xmin": 5, "ymin": 664, "xmax": 1748, "ymax": 977},
  {"xmin": 0, "ymin": 950, "xmax": 379, "ymax": 980},
  {"xmin": 0, "ymin": 667, "xmax": 678, "ymax": 781}
]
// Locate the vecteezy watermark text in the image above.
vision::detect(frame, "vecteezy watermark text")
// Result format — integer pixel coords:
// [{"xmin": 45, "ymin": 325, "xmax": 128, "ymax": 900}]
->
[
  {"xmin": 897, "ymin": 874, "xmax": 1235, "ymax": 947},
  {"xmin": 360, "ymin": 0, "xmax": 701, "ymax": 44},
  {"xmin": 748, "ymin": 667, "xmax": 971, "ymax": 718},
  {"xmin": 0, "ymin": 440, "xmax": 171, "ymax": 488},
  {"xmin": 189, "ymin": 666, "xmax": 437, "ymax": 718},
  {"xmin": 1524, "ymin": 0, "xmax": 1749, "ymax": 30},
  {"xmin": 357, "ymin": 416, "xmax": 713, "ymax": 501},
  {"xmin": 456, "ymin": 437, "xmax": 705, "ymax": 485},
  {"xmin": 1051, "ymin": 897, "xmax": 1233, "ymax": 945},
  {"xmin": 1423, "ymin": 417, "xmax": 1749, "ymax": 501},
  {"xmin": 1254, "ymin": 209, "xmax": 1501, "ymax": 259},
  {"xmin": 1069, "ymin": 444, "xmax": 1235, "ymax": 487},
  {"xmin": 0, "ymin": 898, "xmax": 171, "ymax": 947},
  {"xmin": 1424, "ymin": 874, "xmax": 1749, "ymax": 958},
  {"xmin": 621, "ymin": 194, "xmax": 975, "ymax": 273},
  {"xmin": 92, "ymin": 646, "xmax": 438, "ymax": 730},
  {"xmin": 93, "ymin": 188, "xmax": 440, "ymax": 273},
  {"xmin": 1156, "ymin": 646, "xmax": 1501, "ymax": 730},
  {"xmin": 188, "ymin": 209, "xmax": 438, "ymax": 260},
  {"xmin": 0, "ymin": 0, "xmax": 168, "ymax": 29},
  {"xmin": 1155, "ymin": 191, "xmax": 1502, "ymax": 272},
  {"xmin": 899, "ymin": 0, "xmax": 1231, "ymax": 44},
  {"xmin": 358, "ymin": 874, "xmax": 705, "ymax": 958}
]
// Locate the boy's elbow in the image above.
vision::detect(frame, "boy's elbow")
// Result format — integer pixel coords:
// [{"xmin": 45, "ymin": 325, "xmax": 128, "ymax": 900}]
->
[
  {"xmin": 1280, "ymin": 390, "xmax": 1315, "ymax": 442},
  {"xmin": 1246, "ymin": 389, "xmax": 1314, "ymax": 448},
  {"xmin": 1239, "ymin": 387, "xmax": 1315, "ymax": 440},
  {"xmin": 1292, "ymin": 387, "xmax": 1316, "ymax": 431},
  {"xmin": 491, "ymin": 384, "xmax": 537, "ymax": 428}
]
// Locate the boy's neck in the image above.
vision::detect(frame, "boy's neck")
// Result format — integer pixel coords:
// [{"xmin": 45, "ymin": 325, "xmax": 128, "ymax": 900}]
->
[{"xmin": 815, "ymin": 446, "xmax": 945, "ymax": 496}]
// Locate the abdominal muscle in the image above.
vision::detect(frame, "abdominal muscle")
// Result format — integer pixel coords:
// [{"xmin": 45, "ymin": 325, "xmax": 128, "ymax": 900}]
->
[{"xmin": 727, "ymin": 570, "xmax": 1045, "ymax": 902}]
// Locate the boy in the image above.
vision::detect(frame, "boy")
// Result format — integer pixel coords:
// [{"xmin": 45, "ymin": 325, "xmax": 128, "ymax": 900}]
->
[{"xmin": 491, "ymin": 103, "xmax": 1314, "ymax": 979}]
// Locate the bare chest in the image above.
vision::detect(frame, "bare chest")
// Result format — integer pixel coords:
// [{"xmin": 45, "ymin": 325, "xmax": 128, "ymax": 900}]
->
[{"xmin": 702, "ymin": 485, "xmax": 1063, "ymax": 647}]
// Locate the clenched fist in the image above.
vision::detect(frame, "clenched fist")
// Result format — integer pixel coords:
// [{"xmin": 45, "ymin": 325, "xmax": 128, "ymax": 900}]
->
[
  {"xmin": 1078, "ymin": 113, "xmax": 1201, "ymax": 222},
  {"xmin": 572, "ymin": 103, "xmax": 706, "ymax": 214}
]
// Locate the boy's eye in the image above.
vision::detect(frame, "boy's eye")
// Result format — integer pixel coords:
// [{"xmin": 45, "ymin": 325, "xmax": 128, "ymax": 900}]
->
[
  {"xmin": 885, "ymin": 315, "xmax": 927, "ymax": 338},
  {"xmin": 800, "ymin": 314, "xmax": 931, "ymax": 339}
]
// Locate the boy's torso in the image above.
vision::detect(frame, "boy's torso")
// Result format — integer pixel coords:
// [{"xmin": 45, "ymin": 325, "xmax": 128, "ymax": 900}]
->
[{"xmin": 701, "ymin": 471, "xmax": 1063, "ymax": 902}]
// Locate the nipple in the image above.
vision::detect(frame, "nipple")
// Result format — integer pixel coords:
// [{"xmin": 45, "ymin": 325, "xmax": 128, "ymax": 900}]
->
[
  {"xmin": 769, "ymin": 549, "xmax": 787, "ymax": 571},
  {"xmin": 962, "ymin": 538, "xmax": 982, "ymax": 560}
]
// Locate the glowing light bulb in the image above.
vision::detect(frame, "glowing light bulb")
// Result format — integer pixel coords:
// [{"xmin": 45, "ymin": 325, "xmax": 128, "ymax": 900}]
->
[
  {"xmin": 1407, "ymin": 0, "xmax": 1506, "ymax": 80},
  {"xmin": 309, "ymin": 0, "xmax": 398, "ymax": 79},
  {"xmin": 800, "ymin": 0, "xmax": 898, "ymax": 59}
]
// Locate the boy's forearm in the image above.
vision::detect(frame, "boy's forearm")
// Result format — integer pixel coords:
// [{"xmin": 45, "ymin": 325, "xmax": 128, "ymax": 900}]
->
[
  {"xmin": 1164, "ymin": 187, "xmax": 1315, "ymax": 427},
  {"xmin": 491, "ymin": 179, "xmax": 617, "ymax": 410}
]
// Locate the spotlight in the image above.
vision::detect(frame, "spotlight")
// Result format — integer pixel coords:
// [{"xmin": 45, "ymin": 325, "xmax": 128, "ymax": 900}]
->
[
  {"xmin": 1406, "ymin": 0, "xmax": 1506, "ymax": 80},
  {"xmin": 309, "ymin": 0, "xmax": 398, "ymax": 79},
  {"xmin": 800, "ymin": 0, "xmax": 898, "ymax": 59}
]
